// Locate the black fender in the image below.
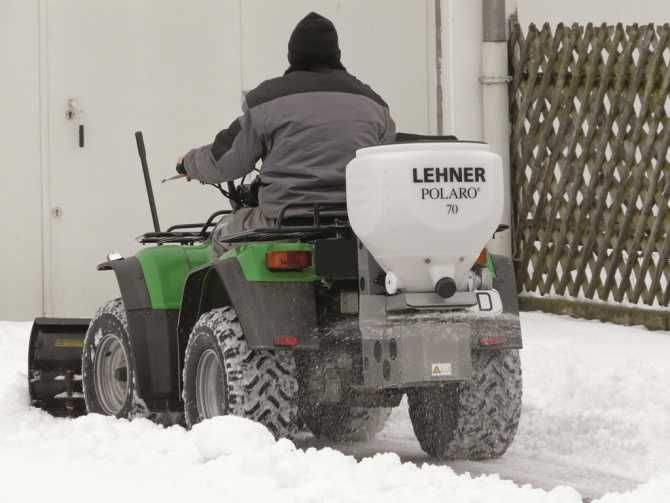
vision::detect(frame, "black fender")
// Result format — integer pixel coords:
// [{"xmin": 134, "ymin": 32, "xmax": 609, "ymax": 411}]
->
[
  {"xmin": 490, "ymin": 254, "xmax": 523, "ymax": 348},
  {"xmin": 177, "ymin": 264, "xmax": 230, "ymax": 345},
  {"xmin": 175, "ymin": 264, "xmax": 230, "ymax": 397},
  {"xmin": 490, "ymin": 254, "xmax": 519, "ymax": 315},
  {"xmin": 177, "ymin": 257, "xmax": 319, "ymax": 357},
  {"xmin": 215, "ymin": 257, "xmax": 319, "ymax": 350},
  {"xmin": 97, "ymin": 258, "xmax": 180, "ymax": 410}
]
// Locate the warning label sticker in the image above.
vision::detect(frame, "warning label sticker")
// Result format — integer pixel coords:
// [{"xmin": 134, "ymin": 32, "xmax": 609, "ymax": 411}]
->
[
  {"xmin": 431, "ymin": 363, "xmax": 452, "ymax": 377},
  {"xmin": 54, "ymin": 338, "xmax": 84, "ymax": 348}
]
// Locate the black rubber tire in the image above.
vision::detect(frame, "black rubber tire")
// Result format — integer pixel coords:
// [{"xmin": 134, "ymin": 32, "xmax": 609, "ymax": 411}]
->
[
  {"xmin": 408, "ymin": 349, "xmax": 522, "ymax": 460},
  {"xmin": 82, "ymin": 298, "xmax": 183, "ymax": 425},
  {"xmin": 301, "ymin": 403, "xmax": 392, "ymax": 442},
  {"xmin": 182, "ymin": 307, "xmax": 299, "ymax": 438},
  {"xmin": 82, "ymin": 298, "xmax": 144, "ymax": 418}
]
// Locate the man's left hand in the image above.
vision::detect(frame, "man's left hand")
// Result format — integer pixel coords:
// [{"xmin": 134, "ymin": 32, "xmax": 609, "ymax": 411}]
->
[{"xmin": 176, "ymin": 157, "xmax": 186, "ymax": 175}]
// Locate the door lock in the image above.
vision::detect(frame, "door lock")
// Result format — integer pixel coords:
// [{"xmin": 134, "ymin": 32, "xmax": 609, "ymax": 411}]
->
[{"xmin": 65, "ymin": 99, "xmax": 85, "ymax": 148}]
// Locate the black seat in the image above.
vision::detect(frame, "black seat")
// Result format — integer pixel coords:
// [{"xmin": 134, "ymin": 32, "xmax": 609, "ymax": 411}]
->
[
  {"xmin": 395, "ymin": 132, "xmax": 458, "ymax": 143},
  {"xmin": 279, "ymin": 214, "xmax": 346, "ymax": 227}
]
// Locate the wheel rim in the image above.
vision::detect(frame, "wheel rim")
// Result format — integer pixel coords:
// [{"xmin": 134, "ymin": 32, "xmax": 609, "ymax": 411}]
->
[
  {"xmin": 195, "ymin": 349, "xmax": 225, "ymax": 419},
  {"xmin": 94, "ymin": 331, "xmax": 130, "ymax": 415}
]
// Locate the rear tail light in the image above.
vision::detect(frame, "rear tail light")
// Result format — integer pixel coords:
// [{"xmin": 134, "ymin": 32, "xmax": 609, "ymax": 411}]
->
[
  {"xmin": 265, "ymin": 250, "xmax": 312, "ymax": 271},
  {"xmin": 273, "ymin": 336, "xmax": 298, "ymax": 347},
  {"xmin": 479, "ymin": 335, "xmax": 506, "ymax": 346},
  {"xmin": 476, "ymin": 248, "xmax": 488, "ymax": 267}
]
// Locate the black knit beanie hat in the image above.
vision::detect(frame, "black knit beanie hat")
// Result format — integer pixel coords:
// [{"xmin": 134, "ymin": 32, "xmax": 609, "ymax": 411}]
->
[{"xmin": 286, "ymin": 12, "xmax": 346, "ymax": 73}]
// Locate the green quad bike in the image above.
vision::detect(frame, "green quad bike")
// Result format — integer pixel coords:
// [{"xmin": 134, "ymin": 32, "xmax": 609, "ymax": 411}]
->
[{"xmin": 29, "ymin": 132, "xmax": 522, "ymax": 459}]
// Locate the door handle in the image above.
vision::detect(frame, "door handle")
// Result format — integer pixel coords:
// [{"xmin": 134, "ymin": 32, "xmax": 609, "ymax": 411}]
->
[{"xmin": 65, "ymin": 99, "xmax": 85, "ymax": 148}]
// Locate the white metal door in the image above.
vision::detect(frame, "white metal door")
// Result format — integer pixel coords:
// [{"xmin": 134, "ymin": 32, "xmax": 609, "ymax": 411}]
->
[
  {"xmin": 0, "ymin": 0, "xmax": 42, "ymax": 320},
  {"xmin": 44, "ymin": 1, "xmax": 242, "ymax": 316},
  {"xmin": 240, "ymin": 0, "xmax": 437, "ymax": 134}
]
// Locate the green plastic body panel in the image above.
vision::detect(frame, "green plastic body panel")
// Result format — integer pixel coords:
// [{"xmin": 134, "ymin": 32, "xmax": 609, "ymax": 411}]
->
[
  {"xmin": 220, "ymin": 242, "xmax": 319, "ymax": 282},
  {"xmin": 135, "ymin": 242, "xmax": 318, "ymax": 309},
  {"xmin": 136, "ymin": 244, "xmax": 213, "ymax": 309}
]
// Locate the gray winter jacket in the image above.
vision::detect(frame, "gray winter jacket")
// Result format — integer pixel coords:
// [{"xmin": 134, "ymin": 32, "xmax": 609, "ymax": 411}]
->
[{"xmin": 182, "ymin": 69, "xmax": 396, "ymax": 219}]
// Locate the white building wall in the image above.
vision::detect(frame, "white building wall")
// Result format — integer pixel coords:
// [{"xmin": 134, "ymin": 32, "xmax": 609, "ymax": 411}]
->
[
  {"xmin": 4, "ymin": 0, "xmax": 670, "ymax": 320},
  {"xmin": 2, "ymin": 0, "xmax": 436, "ymax": 319}
]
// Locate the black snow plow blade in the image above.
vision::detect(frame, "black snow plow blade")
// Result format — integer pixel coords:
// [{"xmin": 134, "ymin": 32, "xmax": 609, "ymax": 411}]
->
[{"xmin": 28, "ymin": 318, "xmax": 90, "ymax": 417}]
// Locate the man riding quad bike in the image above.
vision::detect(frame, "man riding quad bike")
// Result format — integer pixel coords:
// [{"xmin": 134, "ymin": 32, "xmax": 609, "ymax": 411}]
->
[
  {"xmin": 177, "ymin": 12, "xmax": 396, "ymax": 241},
  {"xmin": 28, "ymin": 12, "xmax": 522, "ymax": 460}
]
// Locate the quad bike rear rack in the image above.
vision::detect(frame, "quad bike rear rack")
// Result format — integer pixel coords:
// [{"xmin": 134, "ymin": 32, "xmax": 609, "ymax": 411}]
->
[
  {"xmin": 139, "ymin": 202, "xmax": 351, "ymax": 245},
  {"xmin": 221, "ymin": 202, "xmax": 351, "ymax": 243},
  {"xmin": 28, "ymin": 318, "xmax": 90, "ymax": 417},
  {"xmin": 139, "ymin": 209, "xmax": 232, "ymax": 245}
]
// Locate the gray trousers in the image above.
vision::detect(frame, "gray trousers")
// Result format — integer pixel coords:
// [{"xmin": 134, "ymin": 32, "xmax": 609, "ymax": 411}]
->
[{"xmin": 212, "ymin": 207, "xmax": 274, "ymax": 257}]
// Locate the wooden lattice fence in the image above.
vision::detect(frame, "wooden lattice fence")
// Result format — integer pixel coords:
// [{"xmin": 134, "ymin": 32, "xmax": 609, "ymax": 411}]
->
[{"xmin": 509, "ymin": 22, "xmax": 670, "ymax": 329}]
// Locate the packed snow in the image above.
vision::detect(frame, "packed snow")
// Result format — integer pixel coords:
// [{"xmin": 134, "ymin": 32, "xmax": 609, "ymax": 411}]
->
[
  {"xmin": 1, "ymin": 313, "xmax": 669, "ymax": 502},
  {"xmin": 508, "ymin": 313, "xmax": 670, "ymax": 480}
]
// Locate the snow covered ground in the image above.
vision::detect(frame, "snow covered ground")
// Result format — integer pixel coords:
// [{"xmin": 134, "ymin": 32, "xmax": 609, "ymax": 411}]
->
[{"xmin": 1, "ymin": 313, "xmax": 669, "ymax": 502}]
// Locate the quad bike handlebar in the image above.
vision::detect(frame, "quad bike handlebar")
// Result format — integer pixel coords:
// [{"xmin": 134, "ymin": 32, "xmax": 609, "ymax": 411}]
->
[
  {"xmin": 208, "ymin": 174, "xmax": 260, "ymax": 210},
  {"xmin": 224, "ymin": 176, "xmax": 261, "ymax": 210}
]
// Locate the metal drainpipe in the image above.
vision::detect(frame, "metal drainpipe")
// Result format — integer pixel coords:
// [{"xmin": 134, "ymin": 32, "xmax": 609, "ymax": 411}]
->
[{"xmin": 482, "ymin": 0, "xmax": 512, "ymax": 257}]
